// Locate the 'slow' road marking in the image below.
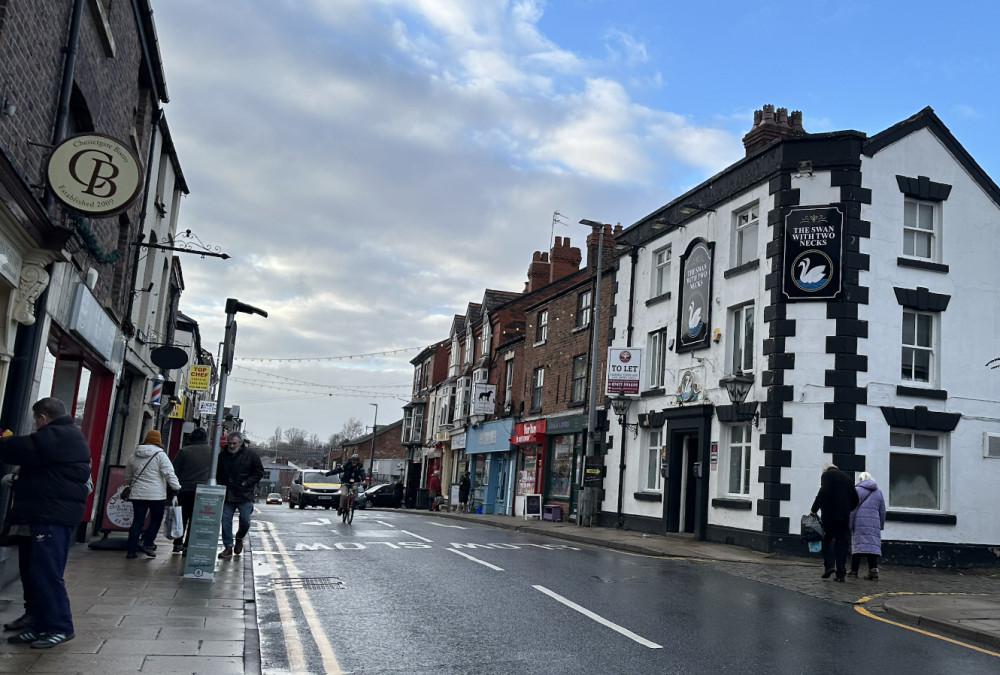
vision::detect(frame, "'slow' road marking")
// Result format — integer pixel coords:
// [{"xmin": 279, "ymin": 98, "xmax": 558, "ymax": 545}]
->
[
  {"xmin": 533, "ymin": 585, "xmax": 663, "ymax": 649},
  {"xmin": 447, "ymin": 548, "xmax": 504, "ymax": 570}
]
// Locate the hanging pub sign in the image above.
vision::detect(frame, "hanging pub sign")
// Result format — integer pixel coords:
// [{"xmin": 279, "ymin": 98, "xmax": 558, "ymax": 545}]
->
[
  {"xmin": 676, "ymin": 239, "xmax": 714, "ymax": 353},
  {"xmin": 46, "ymin": 133, "xmax": 144, "ymax": 217},
  {"xmin": 782, "ymin": 206, "xmax": 844, "ymax": 301}
]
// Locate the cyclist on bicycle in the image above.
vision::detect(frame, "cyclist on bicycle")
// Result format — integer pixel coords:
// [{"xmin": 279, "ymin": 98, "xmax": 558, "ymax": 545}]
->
[{"xmin": 326, "ymin": 454, "xmax": 366, "ymax": 515}]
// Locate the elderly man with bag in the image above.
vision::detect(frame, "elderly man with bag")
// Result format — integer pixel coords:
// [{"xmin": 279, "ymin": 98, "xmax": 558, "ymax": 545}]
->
[
  {"xmin": 810, "ymin": 462, "xmax": 860, "ymax": 583},
  {"xmin": 170, "ymin": 427, "xmax": 213, "ymax": 554},
  {"xmin": 0, "ymin": 397, "xmax": 90, "ymax": 649}
]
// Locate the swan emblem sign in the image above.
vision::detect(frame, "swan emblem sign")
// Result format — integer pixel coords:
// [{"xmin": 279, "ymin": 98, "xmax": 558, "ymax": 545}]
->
[
  {"xmin": 676, "ymin": 239, "xmax": 713, "ymax": 353},
  {"xmin": 782, "ymin": 206, "xmax": 843, "ymax": 301}
]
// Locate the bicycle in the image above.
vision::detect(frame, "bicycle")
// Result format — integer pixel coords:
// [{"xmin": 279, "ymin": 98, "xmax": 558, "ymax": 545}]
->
[{"xmin": 340, "ymin": 480, "xmax": 357, "ymax": 524}]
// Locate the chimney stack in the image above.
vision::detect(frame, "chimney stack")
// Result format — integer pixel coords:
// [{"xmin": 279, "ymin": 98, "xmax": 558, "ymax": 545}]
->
[
  {"xmin": 548, "ymin": 236, "xmax": 582, "ymax": 283},
  {"xmin": 742, "ymin": 104, "xmax": 806, "ymax": 156},
  {"xmin": 586, "ymin": 223, "xmax": 616, "ymax": 270},
  {"xmin": 525, "ymin": 251, "xmax": 550, "ymax": 292}
]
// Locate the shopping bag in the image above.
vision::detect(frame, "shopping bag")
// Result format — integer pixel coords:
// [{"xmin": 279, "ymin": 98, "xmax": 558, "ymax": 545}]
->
[
  {"xmin": 800, "ymin": 513, "xmax": 824, "ymax": 542},
  {"xmin": 808, "ymin": 540, "xmax": 822, "ymax": 553},
  {"xmin": 164, "ymin": 498, "xmax": 184, "ymax": 540}
]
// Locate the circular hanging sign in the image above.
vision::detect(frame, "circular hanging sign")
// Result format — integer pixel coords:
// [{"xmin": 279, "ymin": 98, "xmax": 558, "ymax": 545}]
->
[
  {"xmin": 150, "ymin": 345, "xmax": 189, "ymax": 370},
  {"xmin": 46, "ymin": 133, "xmax": 144, "ymax": 217}
]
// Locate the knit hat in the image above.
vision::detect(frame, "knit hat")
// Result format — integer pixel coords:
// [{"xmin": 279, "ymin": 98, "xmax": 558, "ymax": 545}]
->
[{"xmin": 143, "ymin": 430, "xmax": 162, "ymax": 446}]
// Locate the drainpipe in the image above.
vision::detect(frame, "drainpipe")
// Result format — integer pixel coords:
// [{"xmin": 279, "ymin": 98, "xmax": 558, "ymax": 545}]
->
[{"xmin": 615, "ymin": 247, "xmax": 638, "ymax": 527}]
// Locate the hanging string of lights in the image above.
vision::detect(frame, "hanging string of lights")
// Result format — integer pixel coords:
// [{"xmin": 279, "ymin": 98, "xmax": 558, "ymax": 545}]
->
[
  {"xmin": 234, "ymin": 364, "xmax": 409, "ymax": 390},
  {"xmin": 229, "ymin": 377, "xmax": 405, "ymax": 398},
  {"xmin": 235, "ymin": 346, "xmax": 425, "ymax": 363}
]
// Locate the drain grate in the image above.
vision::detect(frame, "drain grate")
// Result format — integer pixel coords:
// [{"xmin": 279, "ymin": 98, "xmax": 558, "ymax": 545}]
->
[{"xmin": 273, "ymin": 576, "xmax": 345, "ymax": 590}]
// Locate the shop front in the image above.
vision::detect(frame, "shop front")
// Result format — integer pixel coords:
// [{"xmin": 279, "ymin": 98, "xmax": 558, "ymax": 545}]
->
[
  {"xmin": 543, "ymin": 414, "xmax": 587, "ymax": 522},
  {"xmin": 511, "ymin": 419, "xmax": 545, "ymax": 517},
  {"xmin": 465, "ymin": 418, "xmax": 513, "ymax": 515}
]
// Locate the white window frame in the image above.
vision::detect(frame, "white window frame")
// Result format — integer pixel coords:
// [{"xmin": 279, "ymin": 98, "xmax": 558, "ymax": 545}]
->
[
  {"xmin": 576, "ymin": 290, "xmax": 592, "ymax": 329},
  {"xmin": 726, "ymin": 424, "xmax": 753, "ymax": 496},
  {"xmin": 464, "ymin": 332, "xmax": 473, "ymax": 364},
  {"xmin": 531, "ymin": 366, "xmax": 544, "ymax": 410},
  {"xmin": 903, "ymin": 198, "xmax": 938, "ymax": 261},
  {"xmin": 889, "ymin": 429, "xmax": 946, "ymax": 511},
  {"xmin": 901, "ymin": 310, "xmax": 935, "ymax": 385},
  {"xmin": 481, "ymin": 320, "xmax": 492, "ymax": 357},
  {"xmin": 647, "ymin": 328, "xmax": 668, "ymax": 389},
  {"xmin": 535, "ymin": 310, "xmax": 548, "ymax": 344},
  {"xmin": 571, "ymin": 354, "xmax": 587, "ymax": 403},
  {"xmin": 504, "ymin": 359, "xmax": 514, "ymax": 409},
  {"xmin": 651, "ymin": 245, "xmax": 671, "ymax": 297},
  {"xmin": 733, "ymin": 203, "xmax": 758, "ymax": 267},
  {"xmin": 640, "ymin": 430, "xmax": 662, "ymax": 491},
  {"xmin": 730, "ymin": 303, "xmax": 755, "ymax": 374}
]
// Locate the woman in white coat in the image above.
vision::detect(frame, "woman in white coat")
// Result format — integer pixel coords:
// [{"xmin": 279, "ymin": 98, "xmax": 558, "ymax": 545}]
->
[{"xmin": 124, "ymin": 430, "xmax": 181, "ymax": 559}]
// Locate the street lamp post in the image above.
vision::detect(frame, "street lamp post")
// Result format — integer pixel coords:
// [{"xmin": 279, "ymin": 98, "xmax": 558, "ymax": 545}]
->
[
  {"xmin": 578, "ymin": 219, "xmax": 605, "ymax": 527},
  {"xmin": 610, "ymin": 394, "xmax": 639, "ymax": 529},
  {"xmin": 368, "ymin": 403, "xmax": 378, "ymax": 485}
]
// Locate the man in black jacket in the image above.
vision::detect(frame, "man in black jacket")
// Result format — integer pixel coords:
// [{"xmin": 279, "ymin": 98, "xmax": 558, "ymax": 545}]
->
[
  {"xmin": 0, "ymin": 397, "xmax": 90, "ymax": 649},
  {"xmin": 810, "ymin": 462, "xmax": 860, "ymax": 582},
  {"xmin": 327, "ymin": 454, "xmax": 366, "ymax": 515},
  {"xmin": 170, "ymin": 427, "xmax": 213, "ymax": 554},
  {"xmin": 216, "ymin": 432, "xmax": 264, "ymax": 559}
]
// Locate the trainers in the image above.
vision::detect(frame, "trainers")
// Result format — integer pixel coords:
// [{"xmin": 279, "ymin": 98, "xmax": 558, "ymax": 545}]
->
[
  {"xmin": 218, "ymin": 546, "xmax": 233, "ymax": 559},
  {"xmin": 865, "ymin": 569, "xmax": 879, "ymax": 581},
  {"xmin": 141, "ymin": 546, "xmax": 156, "ymax": 558},
  {"xmin": 8, "ymin": 630, "xmax": 40, "ymax": 644},
  {"xmin": 234, "ymin": 537, "xmax": 243, "ymax": 555},
  {"xmin": 3, "ymin": 614, "xmax": 32, "ymax": 632},
  {"xmin": 172, "ymin": 543, "xmax": 184, "ymax": 554},
  {"xmin": 821, "ymin": 569, "xmax": 835, "ymax": 579},
  {"xmin": 846, "ymin": 570, "xmax": 858, "ymax": 578},
  {"xmin": 30, "ymin": 632, "xmax": 74, "ymax": 649},
  {"xmin": 126, "ymin": 552, "xmax": 138, "ymax": 559}
]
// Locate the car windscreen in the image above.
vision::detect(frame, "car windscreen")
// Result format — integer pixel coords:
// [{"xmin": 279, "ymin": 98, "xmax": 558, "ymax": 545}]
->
[{"xmin": 302, "ymin": 473, "xmax": 339, "ymax": 484}]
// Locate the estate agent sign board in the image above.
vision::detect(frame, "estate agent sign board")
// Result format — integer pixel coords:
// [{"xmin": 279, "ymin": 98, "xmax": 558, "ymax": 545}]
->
[{"xmin": 782, "ymin": 206, "xmax": 844, "ymax": 301}]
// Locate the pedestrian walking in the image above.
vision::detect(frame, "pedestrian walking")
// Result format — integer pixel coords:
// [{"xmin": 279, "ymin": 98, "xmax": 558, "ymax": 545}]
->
[
  {"xmin": 809, "ymin": 462, "xmax": 859, "ymax": 582},
  {"xmin": 216, "ymin": 432, "xmax": 264, "ymax": 559},
  {"xmin": 125, "ymin": 430, "xmax": 181, "ymax": 559},
  {"xmin": 849, "ymin": 471, "xmax": 886, "ymax": 580},
  {"xmin": 0, "ymin": 397, "xmax": 90, "ymax": 649},
  {"xmin": 458, "ymin": 471, "xmax": 471, "ymax": 512},
  {"xmin": 392, "ymin": 479, "xmax": 404, "ymax": 508},
  {"xmin": 170, "ymin": 427, "xmax": 213, "ymax": 554},
  {"xmin": 427, "ymin": 470, "xmax": 441, "ymax": 511},
  {"xmin": 0, "ymin": 465, "xmax": 34, "ymax": 635}
]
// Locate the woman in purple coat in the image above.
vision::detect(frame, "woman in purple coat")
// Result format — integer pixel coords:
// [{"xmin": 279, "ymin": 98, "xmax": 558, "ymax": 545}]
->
[{"xmin": 848, "ymin": 471, "xmax": 886, "ymax": 580}]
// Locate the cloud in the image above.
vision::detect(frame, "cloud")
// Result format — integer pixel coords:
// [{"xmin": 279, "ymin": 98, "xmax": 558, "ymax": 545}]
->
[{"xmin": 152, "ymin": 0, "xmax": 740, "ymax": 440}]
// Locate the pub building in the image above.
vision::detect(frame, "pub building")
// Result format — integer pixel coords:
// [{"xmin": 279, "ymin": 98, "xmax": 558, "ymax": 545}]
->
[{"xmin": 600, "ymin": 105, "xmax": 1000, "ymax": 566}]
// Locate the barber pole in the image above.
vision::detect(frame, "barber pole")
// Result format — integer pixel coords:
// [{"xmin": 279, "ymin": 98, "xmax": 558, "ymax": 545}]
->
[{"xmin": 150, "ymin": 380, "xmax": 163, "ymax": 405}]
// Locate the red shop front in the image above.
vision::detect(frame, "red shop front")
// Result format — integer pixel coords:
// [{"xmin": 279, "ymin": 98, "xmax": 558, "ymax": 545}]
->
[{"xmin": 511, "ymin": 419, "xmax": 545, "ymax": 517}]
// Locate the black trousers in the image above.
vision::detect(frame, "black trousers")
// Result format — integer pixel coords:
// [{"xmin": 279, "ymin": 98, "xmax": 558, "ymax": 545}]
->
[
  {"xmin": 173, "ymin": 490, "xmax": 197, "ymax": 547},
  {"xmin": 851, "ymin": 553, "xmax": 879, "ymax": 572},
  {"xmin": 821, "ymin": 520, "xmax": 851, "ymax": 579}
]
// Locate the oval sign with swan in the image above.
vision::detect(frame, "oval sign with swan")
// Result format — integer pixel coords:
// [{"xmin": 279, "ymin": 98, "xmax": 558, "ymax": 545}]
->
[
  {"xmin": 782, "ymin": 206, "xmax": 844, "ymax": 301},
  {"xmin": 676, "ymin": 239, "xmax": 714, "ymax": 353}
]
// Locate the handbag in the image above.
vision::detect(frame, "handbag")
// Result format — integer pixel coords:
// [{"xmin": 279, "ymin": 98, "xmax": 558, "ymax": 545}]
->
[
  {"xmin": 164, "ymin": 497, "xmax": 184, "ymax": 540},
  {"xmin": 800, "ymin": 513, "xmax": 825, "ymax": 542},
  {"xmin": 121, "ymin": 453, "xmax": 158, "ymax": 501}
]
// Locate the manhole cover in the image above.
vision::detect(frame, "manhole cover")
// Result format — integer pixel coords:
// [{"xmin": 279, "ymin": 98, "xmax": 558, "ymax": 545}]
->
[{"xmin": 273, "ymin": 577, "xmax": 345, "ymax": 590}]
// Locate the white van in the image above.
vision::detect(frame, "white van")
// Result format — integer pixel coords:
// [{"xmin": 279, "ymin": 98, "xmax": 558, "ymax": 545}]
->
[{"xmin": 288, "ymin": 470, "xmax": 341, "ymax": 509}]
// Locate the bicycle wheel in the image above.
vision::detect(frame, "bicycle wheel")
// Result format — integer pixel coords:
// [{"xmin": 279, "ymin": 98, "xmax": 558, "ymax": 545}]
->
[
  {"xmin": 347, "ymin": 501, "xmax": 355, "ymax": 524},
  {"xmin": 341, "ymin": 500, "xmax": 348, "ymax": 523}
]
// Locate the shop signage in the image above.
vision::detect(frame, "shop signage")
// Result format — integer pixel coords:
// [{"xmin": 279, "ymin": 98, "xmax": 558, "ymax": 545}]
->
[
  {"xmin": 189, "ymin": 364, "xmax": 211, "ymax": 391},
  {"xmin": 69, "ymin": 283, "xmax": 116, "ymax": 361},
  {"xmin": 606, "ymin": 347, "xmax": 643, "ymax": 395},
  {"xmin": 0, "ymin": 232, "xmax": 23, "ymax": 287},
  {"xmin": 546, "ymin": 414, "xmax": 587, "ymax": 434},
  {"xmin": 451, "ymin": 430, "xmax": 467, "ymax": 450},
  {"xmin": 168, "ymin": 398, "xmax": 184, "ymax": 419},
  {"xmin": 183, "ymin": 484, "xmax": 227, "ymax": 580},
  {"xmin": 47, "ymin": 133, "xmax": 144, "ymax": 216},
  {"xmin": 524, "ymin": 494, "xmax": 542, "ymax": 519},
  {"xmin": 198, "ymin": 400, "xmax": 217, "ymax": 414},
  {"xmin": 676, "ymin": 239, "xmax": 714, "ymax": 353},
  {"xmin": 782, "ymin": 206, "xmax": 844, "ymax": 301},
  {"xmin": 583, "ymin": 457, "xmax": 604, "ymax": 487},
  {"xmin": 472, "ymin": 383, "xmax": 496, "ymax": 415},
  {"xmin": 511, "ymin": 419, "xmax": 546, "ymax": 445}
]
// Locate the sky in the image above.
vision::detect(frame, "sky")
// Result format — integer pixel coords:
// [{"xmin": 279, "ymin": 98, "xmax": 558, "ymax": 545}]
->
[{"xmin": 150, "ymin": 0, "xmax": 1000, "ymax": 446}]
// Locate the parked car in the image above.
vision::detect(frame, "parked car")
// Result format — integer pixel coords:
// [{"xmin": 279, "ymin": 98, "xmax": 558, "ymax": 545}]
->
[
  {"xmin": 356, "ymin": 483, "xmax": 396, "ymax": 509},
  {"xmin": 265, "ymin": 493, "xmax": 282, "ymax": 505},
  {"xmin": 288, "ymin": 470, "xmax": 341, "ymax": 509}
]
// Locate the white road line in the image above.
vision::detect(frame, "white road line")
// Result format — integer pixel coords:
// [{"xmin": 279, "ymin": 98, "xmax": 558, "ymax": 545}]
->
[
  {"xmin": 532, "ymin": 585, "xmax": 663, "ymax": 649},
  {"xmin": 427, "ymin": 522, "xmax": 467, "ymax": 529},
  {"xmin": 447, "ymin": 548, "xmax": 504, "ymax": 571},
  {"xmin": 399, "ymin": 530, "xmax": 433, "ymax": 542},
  {"xmin": 255, "ymin": 525, "xmax": 307, "ymax": 673},
  {"xmin": 374, "ymin": 520, "xmax": 394, "ymax": 527},
  {"xmin": 260, "ymin": 521, "xmax": 345, "ymax": 673}
]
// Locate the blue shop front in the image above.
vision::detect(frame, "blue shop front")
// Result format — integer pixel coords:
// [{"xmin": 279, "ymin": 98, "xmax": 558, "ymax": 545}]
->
[{"xmin": 464, "ymin": 419, "xmax": 514, "ymax": 515}]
